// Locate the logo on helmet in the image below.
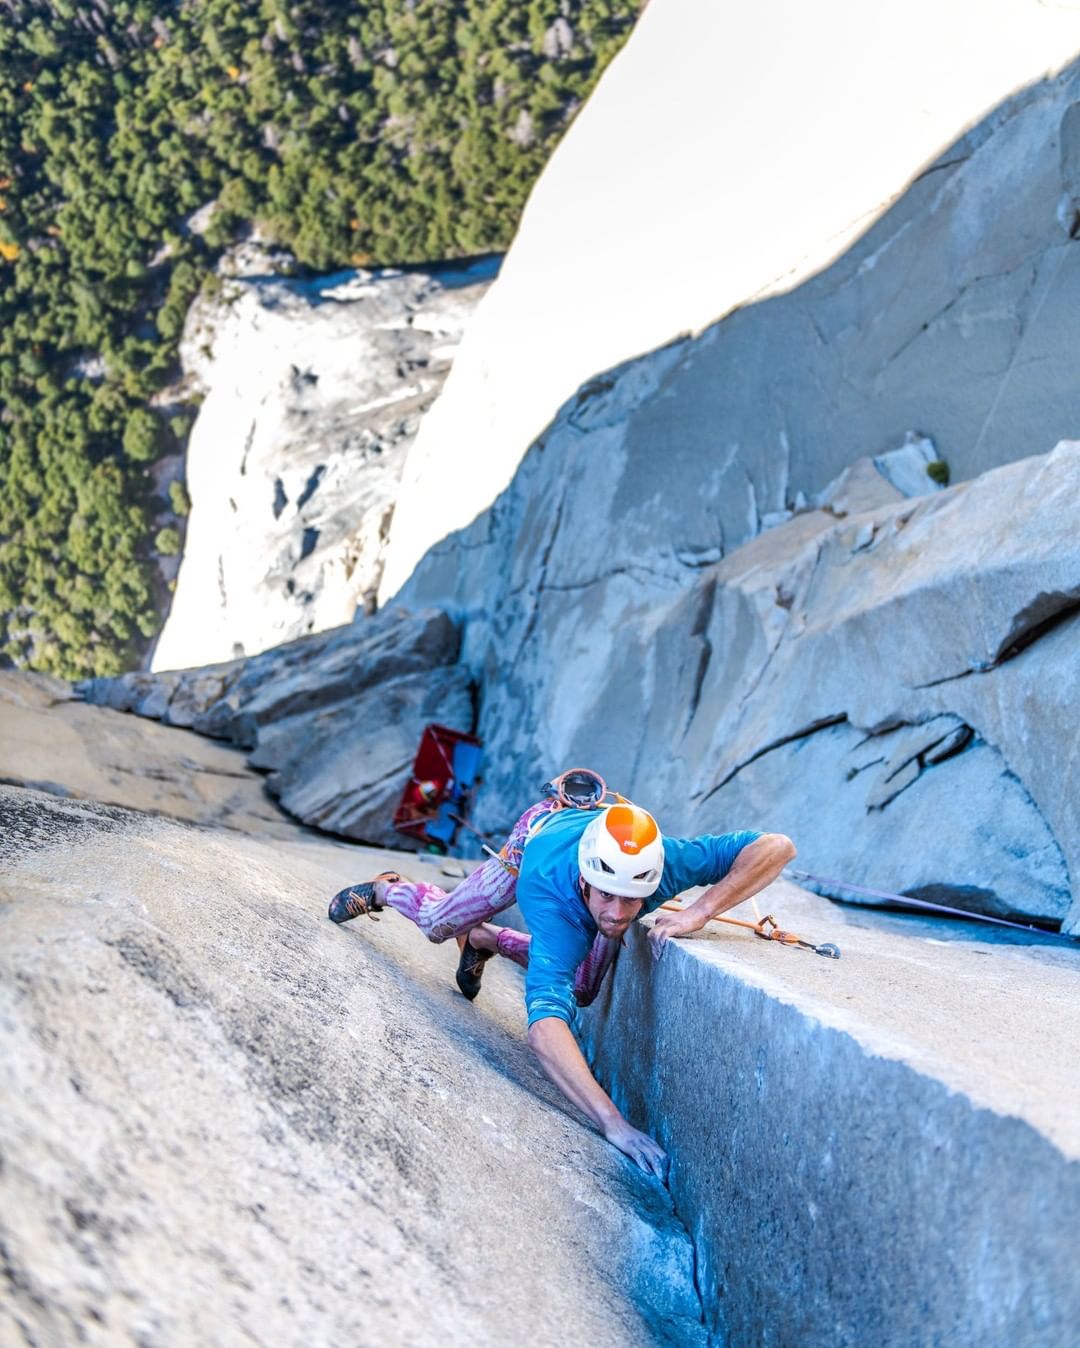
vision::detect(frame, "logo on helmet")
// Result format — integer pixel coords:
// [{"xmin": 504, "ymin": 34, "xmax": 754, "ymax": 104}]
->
[{"xmin": 604, "ymin": 803, "xmax": 659, "ymax": 856}]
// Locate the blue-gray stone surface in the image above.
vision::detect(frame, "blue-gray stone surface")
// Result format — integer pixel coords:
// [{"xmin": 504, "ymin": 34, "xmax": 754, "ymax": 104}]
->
[
  {"xmin": 404, "ymin": 427, "xmax": 1080, "ymax": 928},
  {"xmin": 581, "ymin": 881, "xmax": 1080, "ymax": 1348}
]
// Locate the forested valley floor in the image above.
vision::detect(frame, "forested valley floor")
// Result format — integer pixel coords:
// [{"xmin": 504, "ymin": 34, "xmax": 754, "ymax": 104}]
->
[{"xmin": 0, "ymin": 0, "xmax": 639, "ymax": 677}]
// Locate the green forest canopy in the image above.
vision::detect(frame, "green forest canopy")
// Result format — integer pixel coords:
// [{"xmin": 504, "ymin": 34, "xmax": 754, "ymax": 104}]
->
[{"xmin": 0, "ymin": 0, "xmax": 641, "ymax": 678}]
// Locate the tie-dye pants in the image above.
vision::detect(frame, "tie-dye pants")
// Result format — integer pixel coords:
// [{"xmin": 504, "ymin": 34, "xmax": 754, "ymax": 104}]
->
[{"xmin": 382, "ymin": 799, "xmax": 620, "ymax": 1006}]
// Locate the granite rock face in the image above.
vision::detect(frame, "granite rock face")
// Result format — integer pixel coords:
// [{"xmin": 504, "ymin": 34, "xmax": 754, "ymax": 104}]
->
[
  {"xmin": 153, "ymin": 255, "xmax": 497, "ymax": 672},
  {"xmin": 0, "ymin": 786, "xmax": 703, "ymax": 1347},
  {"xmin": 381, "ymin": 22, "xmax": 1080, "ymax": 936},
  {"xmin": 390, "ymin": 50, "xmax": 1080, "ymax": 617},
  {"xmin": 405, "ymin": 439, "xmax": 1080, "ymax": 928},
  {"xmin": 581, "ymin": 886, "xmax": 1080, "ymax": 1348},
  {"xmin": 82, "ymin": 608, "xmax": 473, "ymax": 848},
  {"xmin": 381, "ymin": 0, "xmax": 1080, "ymax": 600}
]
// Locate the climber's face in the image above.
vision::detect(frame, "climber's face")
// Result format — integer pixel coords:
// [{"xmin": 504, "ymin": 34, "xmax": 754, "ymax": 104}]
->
[{"xmin": 582, "ymin": 883, "xmax": 644, "ymax": 937}]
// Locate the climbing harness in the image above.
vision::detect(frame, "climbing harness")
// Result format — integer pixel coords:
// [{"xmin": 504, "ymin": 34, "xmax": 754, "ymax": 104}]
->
[
  {"xmin": 788, "ymin": 867, "xmax": 1078, "ymax": 944},
  {"xmin": 660, "ymin": 898, "xmax": 841, "ymax": 958}
]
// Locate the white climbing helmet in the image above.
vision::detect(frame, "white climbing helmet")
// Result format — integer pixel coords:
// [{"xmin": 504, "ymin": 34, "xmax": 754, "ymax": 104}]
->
[{"xmin": 578, "ymin": 803, "xmax": 665, "ymax": 900}]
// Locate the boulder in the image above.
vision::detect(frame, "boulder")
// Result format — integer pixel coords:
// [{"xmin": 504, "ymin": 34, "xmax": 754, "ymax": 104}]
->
[
  {"xmin": 153, "ymin": 256, "xmax": 497, "ymax": 672},
  {"xmin": 81, "ymin": 608, "xmax": 473, "ymax": 848}
]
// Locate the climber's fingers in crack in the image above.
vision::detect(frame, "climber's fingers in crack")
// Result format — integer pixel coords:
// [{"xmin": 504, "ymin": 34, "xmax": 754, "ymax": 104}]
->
[
  {"xmin": 635, "ymin": 1137, "xmax": 670, "ymax": 1181},
  {"xmin": 606, "ymin": 1118, "xmax": 670, "ymax": 1180},
  {"xmin": 638, "ymin": 1143, "xmax": 670, "ymax": 1182}
]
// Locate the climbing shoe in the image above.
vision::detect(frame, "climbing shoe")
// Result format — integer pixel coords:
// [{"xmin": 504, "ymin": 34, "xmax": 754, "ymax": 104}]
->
[
  {"xmin": 455, "ymin": 932, "xmax": 494, "ymax": 1001},
  {"xmin": 327, "ymin": 871, "xmax": 402, "ymax": 924}
]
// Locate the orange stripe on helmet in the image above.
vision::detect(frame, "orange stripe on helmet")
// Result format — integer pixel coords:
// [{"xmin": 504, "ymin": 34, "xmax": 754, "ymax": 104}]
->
[{"xmin": 604, "ymin": 803, "xmax": 658, "ymax": 855}]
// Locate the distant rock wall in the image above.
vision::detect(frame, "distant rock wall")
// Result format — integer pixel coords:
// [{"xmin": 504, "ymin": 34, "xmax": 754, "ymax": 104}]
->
[
  {"xmin": 153, "ymin": 255, "xmax": 496, "ymax": 673},
  {"xmin": 384, "ymin": 39, "xmax": 1080, "ymax": 930},
  {"xmin": 380, "ymin": 0, "xmax": 1080, "ymax": 600}
]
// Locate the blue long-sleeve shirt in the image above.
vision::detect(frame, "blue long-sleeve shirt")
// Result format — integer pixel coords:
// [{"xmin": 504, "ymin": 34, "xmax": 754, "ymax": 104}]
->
[{"xmin": 515, "ymin": 807, "xmax": 761, "ymax": 1027}]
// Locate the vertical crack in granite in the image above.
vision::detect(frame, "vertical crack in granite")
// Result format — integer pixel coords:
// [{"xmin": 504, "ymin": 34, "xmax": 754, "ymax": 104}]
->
[
  {"xmin": 968, "ymin": 247, "xmax": 1065, "ymax": 465},
  {"xmin": 677, "ymin": 1190, "xmax": 708, "ymax": 1341},
  {"xmin": 581, "ymin": 920, "xmax": 1080, "ymax": 1345},
  {"xmin": 509, "ymin": 486, "xmax": 569, "ymax": 671},
  {"xmin": 680, "ymin": 578, "xmax": 717, "ymax": 740},
  {"xmin": 588, "ymin": 1045, "xmax": 711, "ymax": 1343}
]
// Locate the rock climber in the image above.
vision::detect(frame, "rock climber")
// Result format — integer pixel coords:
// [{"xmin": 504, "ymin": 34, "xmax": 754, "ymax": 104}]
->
[{"xmin": 327, "ymin": 770, "xmax": 795, "ymax": 1178}]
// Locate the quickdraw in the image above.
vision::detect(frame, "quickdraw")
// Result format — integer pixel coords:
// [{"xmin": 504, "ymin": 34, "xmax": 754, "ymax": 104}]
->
[{"xmin": 660, "ymin": 901, "xmax": 841, "ymax": 959}]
